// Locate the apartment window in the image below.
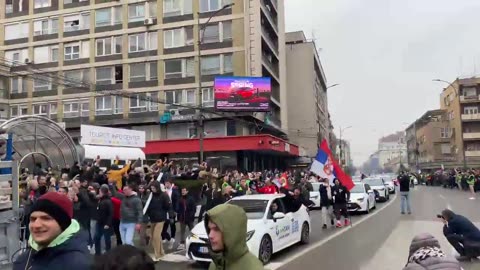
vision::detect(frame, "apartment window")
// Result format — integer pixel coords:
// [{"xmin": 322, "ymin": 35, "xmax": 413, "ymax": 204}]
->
[
  {"xmin": 5, "ymin": 49, "xmax": 28, "ymax": 65},
  {"xmin": 64, "ymin": 44, "xmax": 80, "ymax": 60},
  {"xmin": 202, "ymin": 87, "xmax": 214, "ymax": 107},
  {"xmin": 148, "ymin": 1, "xmax": 157, "ymax": 17},
  {"xmin": 113, "ymin": 96, "xmax": 123, "ymax": 114},
  {"xmin": 222, "ymin": 21, "xmax": 232, "ymax": 40},
  {"xmin": 130, "ymin": 93, "xmax": 148, "ymax": 113},
  {"xmin": 130, "ymin": 63, "xmax": 146, "ymax": 82},
  {"xmin": 34, "ymin": 45, "xmax": 58, "ymax": 63},
  {"xmin": 165, "ymin": 90, "xmax": 183, "ymax": 105},
  {"xmin": 95, "ymin": 7, "xmax": 121, "ymax": 27},
  {"xmin": 5, "ymin": 22, "xmax": 29, "ymax": 40},
  {"xmin": 128, "ymin": 32, "xmax": 157, "ymax": 52},
  {"xmin": 50, "ymin": 103, "xmax": 58, "ymax": 116},
  {"xmin": 464, "ymin": 106, "xmax": 478, "ymax": 115},
  {"xmin": 200, "ymin": 0, "xmax": 220, "ymax": 12},
  {"xmin": 33, "ymin": 18, "xmax": 58, "ymax": 36},
  {"xmin": 185, "ymin": 89, "xmax": 195, "ymax": 104},
  {"xmin": 63, "ymin": 102, "xmax": 79, "ymax": 118},
  {"xmin": 96, "ymin": 36, "xmax": 122, "ymax": 56},
  {"xmin": 128, "ymin": 4, "xmax": 145, "ymax": 22},
  {"xmin": 96, "ymin": 67, "xmax": 113, "ymax": 85},
  {"xmin": 11, "ymin": 77, "xmax": 25, "ymax": 94},
  {"xmin": 165, "ymin": 58, "xmax": 195, "ymax": 79},
  {"xmin": 34, "ymin": 77, "xmax": 52, "ymax": 92},
  {"xmin": 64, "ymin": 0, "xmax": 88, "ymax": 3},
  {"xmin": 201, "ymin": 55, "xmax": 220, "ymax": 75},
  {"xmin": 164, "ymin": 28, "xmax": 185, "ymax": 48},
  {"xmin": 440, "ymin": 128, "xmax": 451, "ymax": 138},
  {"xmin": 6, "ymin": 0, "xmax": 13, "ymax": 14},
  {"xmin": 64, "ymin": 69, "xmax": 90, "ymax": 88},
  {"xmin": 150, "ymin": 62, "xmax": 158, "ymax": 80},
  {"xmin": 164, "ymin": 0, "xmax": 192, "ymax": 17},
  {"xmin": 463, "ymin": 87, "xmax": 476, "ymax": 97},
  {"xmin": 11, "ymin": 105, "xmax": 28, "ymax": 117},
  {"xmin": 95, "ymin": 96, "xmax": 112, "ymax": 115},
  {"xmin": 203, "ymin": 24, "xmax": 219, "ymax": 43},
  {"xmin": 34, "ymin": 0, "xmax": 51, "ymax": 8},
  {"xmin": 33, "ymin": 104, "xmax": 48, "ymax": 116},
  {"xmin": 223, "ymin": 53, "xmax": 233, "ymax": 73},
  {"xmin": 440, "ymin": 144, "xmax": 451, "ymax": 154},
  {"xmin": 448, "ymin": 111, "xmax": 454, "ymax": 120},
  {"xmin": 64, "ymin": 13, "xmax": 90, "ymax": 32},
  {"xmin": 149, "ymin": 93, "xmax": 159, "ymax": 111}
]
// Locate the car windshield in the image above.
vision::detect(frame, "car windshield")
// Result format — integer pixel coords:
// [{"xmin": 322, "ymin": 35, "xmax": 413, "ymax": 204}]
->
[
  {"xmin": 228, "ymin": 199, "xmax": 268, "ymax": 219},
  {"xmin": 350, "ymin": 184, "xmax": 365, "ymax": 193},
  {"xmin": 364, "ymin": 178, "xmax": 384, "ymax": 186}
]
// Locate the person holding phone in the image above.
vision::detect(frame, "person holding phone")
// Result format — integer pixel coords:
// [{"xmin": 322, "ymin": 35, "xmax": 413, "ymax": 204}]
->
[{"xmin": 439, "ymin": 209, "xmax": 480, "ymax": 261}]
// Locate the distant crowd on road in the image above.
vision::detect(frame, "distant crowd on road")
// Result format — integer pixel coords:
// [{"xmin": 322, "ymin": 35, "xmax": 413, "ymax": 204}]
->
[{"xmin": 418, "ymin": 169, "xmax": 479, "ymax": 200}]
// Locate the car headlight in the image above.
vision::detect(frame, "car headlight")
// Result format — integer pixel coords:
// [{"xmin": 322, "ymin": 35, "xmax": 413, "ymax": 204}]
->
[
  {"xmin": 246, "ymin": 230, "xmax": 255, "ymax": 241},
  {"xmin": 188, "ymin": 232, "xmax": 199, "ymax": 240}
]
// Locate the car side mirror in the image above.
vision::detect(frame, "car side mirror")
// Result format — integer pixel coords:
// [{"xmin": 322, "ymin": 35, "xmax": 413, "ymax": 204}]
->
[{"xmin": 273, "ymin": 212, "xmax": 286, "ymax": 221}]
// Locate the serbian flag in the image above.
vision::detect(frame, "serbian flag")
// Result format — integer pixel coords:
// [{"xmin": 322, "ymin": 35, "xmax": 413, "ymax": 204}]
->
[{"xmin": 310, "ymin": 140, "xmax": 355, "ymax": 190}]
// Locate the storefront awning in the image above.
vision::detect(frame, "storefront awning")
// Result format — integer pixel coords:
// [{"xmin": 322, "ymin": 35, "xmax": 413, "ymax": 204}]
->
[
  {"xmin": 144, "ymin": 135, "xmax": 299, "ymax": 156},
  {"xmin": 83, "ymin": 144, "xmax": 146, "ymax": 161}
]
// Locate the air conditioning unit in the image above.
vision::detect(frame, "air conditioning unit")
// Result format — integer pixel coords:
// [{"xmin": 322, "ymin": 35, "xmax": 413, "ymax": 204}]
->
[
  {"xmin": 169, "ymin": 109, "xmax": 179, "ymax": 116},
  {"xmin": 24, "ymin": 58, "xmax": 32, "ymax": 64},
  {"xmin": 144, "ymin": 18, "xmax": 154, "ymax": 26}
]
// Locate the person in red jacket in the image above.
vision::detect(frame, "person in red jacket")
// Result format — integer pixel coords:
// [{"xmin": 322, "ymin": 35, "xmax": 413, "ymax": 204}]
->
[
  {"xmin": 257, "ymin": 179, "xmax": 277, "ymax": 194},
  {"xmin": 110, "ymin": 192, "xmax": 122, "ymax": 246}
]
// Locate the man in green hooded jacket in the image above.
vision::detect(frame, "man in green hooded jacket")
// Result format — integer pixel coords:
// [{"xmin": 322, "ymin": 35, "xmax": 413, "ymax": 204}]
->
[{"xmin": 205, "ymin": 204, "xmax": 264, "ymax": 270}]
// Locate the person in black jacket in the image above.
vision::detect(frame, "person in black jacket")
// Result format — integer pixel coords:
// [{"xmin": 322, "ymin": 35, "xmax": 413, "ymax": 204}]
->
[
  {"xmin": 177, "ymin": 187, "xmax": 196, "ymax": 250},
  {"xmin": 13, "ymin": 192, "xmax": 91, "ymax": 270},
  {"xmin": 319, "ymin": 178, "xmax": 334, "ymax": 229},
  {"xmin": 398, "ymin": 172, "xmax": 412, "ymax": 215},
  {"xmin": 94, "ymin": 185, "xmax": 114, "ymax": 255},
  {"xmin": 440, "ymin": 209, "xmax": 480, "ymax": 260},
  {"xmin": 75, "ymin": 179, "xmax": 96, "ymax": 248},
  {"xmin": 146, "ymin": 181, "xmax": 171, "ymax": 261},
  {"xmin": 332, "ymin": 178, "xmax": 350, "ymax": 228}
]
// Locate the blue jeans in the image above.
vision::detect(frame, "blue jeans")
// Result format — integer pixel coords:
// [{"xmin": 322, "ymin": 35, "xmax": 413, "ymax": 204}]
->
[
  {"xmin": 119, "ymin": 222, "xmax": 136, "ymax": 245},
  {"xmin": 400, "ymin": 192, "xmax": 411, "ymax": 213},
  {"xmin": 94, "ymin": 223, "xmax": 112, "ymax": 255}
]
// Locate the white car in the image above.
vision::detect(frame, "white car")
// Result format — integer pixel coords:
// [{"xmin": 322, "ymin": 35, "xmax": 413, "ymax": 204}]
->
[
  {"xmin": 363, "ymin": 177, "xmax": 389, "ymax": 202},
  {"xmin": 383, "ymin": 179, "xmax": 396, "ymax": 194},
  {"xmin": 309, "ymin": 182, "xmax": 322, "ymax": 209},
  {"xmin": 347, "ymin": 182, "xmax": 376, "ymax": 214},
  {"xmin": 186, "ymin": 194, "xmax": 311, "ymax": 264}
]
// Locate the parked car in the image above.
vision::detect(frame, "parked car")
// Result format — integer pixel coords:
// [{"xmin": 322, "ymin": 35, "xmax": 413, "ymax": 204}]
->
[
  {"xmin": 363, "ymin": 177, "xmax": 389, "ymax": 202},
  {"xmin": 308, "ymin": 182, "xmax": 322, "ymax": 209},
  {"xmin": 186, "ymin": 194, "xmax": 311, "ymax": 264}
]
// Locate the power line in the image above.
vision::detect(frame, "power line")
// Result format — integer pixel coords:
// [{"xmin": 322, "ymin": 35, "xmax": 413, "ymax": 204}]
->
[{"xmin": 0, "ymin": 57, "xmax": 294, "ymax": 136}]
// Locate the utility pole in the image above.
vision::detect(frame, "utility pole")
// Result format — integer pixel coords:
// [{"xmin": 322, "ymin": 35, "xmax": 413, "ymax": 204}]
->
[
  {"xmin": 196, "ymin": 3, "xmax": 234, "ymax": 163},
  {"xmin": 339, "ymin": 125, "xmax": 352, "ymax": 167}
]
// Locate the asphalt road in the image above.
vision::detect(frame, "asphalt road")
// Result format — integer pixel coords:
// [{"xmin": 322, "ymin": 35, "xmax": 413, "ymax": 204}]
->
[
  {"xmin": 279, "ymin": 186, "xmax": 480, "ymax": 270},
  {"xmin": 154, "ymin": 192, "xmax": 396, "ymax": 270}
]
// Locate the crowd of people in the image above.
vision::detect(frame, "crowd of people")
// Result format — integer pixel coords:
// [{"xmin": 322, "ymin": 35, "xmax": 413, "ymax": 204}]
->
[{"xmin": 420, "ymin": 169, "xmax": 480, "ymax": 200}]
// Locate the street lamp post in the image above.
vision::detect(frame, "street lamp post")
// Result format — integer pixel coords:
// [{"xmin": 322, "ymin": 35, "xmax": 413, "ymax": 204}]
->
[
  {"xmin": 339, "ymin": 125, "xmax": 352, "ymax": 167},
  {"xmin": 316, "ymin": 84, "xmax": 340, "ymax": 145},
  {"xmin": 197, "ymin": 3, "xmax": 234, "ymax": 163},
  {"xmin": 432, "ymin": 78, "xmax": 466, "ymax": 169}
]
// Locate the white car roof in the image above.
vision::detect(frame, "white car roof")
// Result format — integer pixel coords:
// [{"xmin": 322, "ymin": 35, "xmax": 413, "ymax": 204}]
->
[{"xmin": 230, "ymin": 193, "xmax": 286, "ymax": 201}]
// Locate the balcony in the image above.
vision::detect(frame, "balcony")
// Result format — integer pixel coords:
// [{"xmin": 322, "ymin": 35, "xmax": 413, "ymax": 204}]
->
[
  {"xmin": 260, "ymin": 0, "xmax": 278, "ymax": 32},
  {"xmin": 461, "ymin": 114, "xmax": 480, "ymax": 121},
  {"xmin": 465, "ymin": 150, "xmax": 480, "ymax": 157},
  {"xmin": 261, "ymin": 28, "xmax": 279, "ymax": 55},
  {"xmin": 463, "ymin": 132, "xmax": 480, "ymax": 140},
  {"xmin": 460, "ymin": 95, "xmax": 480, "ymax": 103},
  {"xmin": 262, "ymin": 54, "xmax": 279, "ymax": 79}
]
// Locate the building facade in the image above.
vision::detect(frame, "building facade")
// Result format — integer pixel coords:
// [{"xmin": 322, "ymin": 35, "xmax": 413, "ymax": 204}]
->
[
  {"xmin": 439, "ymin": 77, "xmax": 480, "ymax": 168},
  {"xmin": 0, "ymin": 0, "xmax": 295, "ymax": 170},
  {"xmin": 378, "ymin": 131, "xmax": 407, "ymax": 170},
  {"xmin": 285, "ymin": 31, "xmax": 329, "ymax": 157}
]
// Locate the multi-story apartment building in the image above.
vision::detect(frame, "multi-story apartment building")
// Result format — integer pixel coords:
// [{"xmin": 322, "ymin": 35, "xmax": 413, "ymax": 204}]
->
[
  {"xmin": 439, "ymin": 77, "xmax": 480, "ymax": 168},
  {"xmin": 405, "ymin": 109, "xmax": 455, "ymax": 170},
  {"xmin": 0, "ymin": 0, "xmax": 298, "ymax": 170},
  {"xmin": 285, "ymin": 31, "xmax": 329, "ymax": 157},
  {"xmin": 377, "ymin": 131, "xmax": 407, "ymax": 170}
]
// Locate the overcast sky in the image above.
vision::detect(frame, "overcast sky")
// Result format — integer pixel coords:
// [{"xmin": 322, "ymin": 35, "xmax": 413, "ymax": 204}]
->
[{"xmin": 285, "ymin": 0, "xmax": 480, "ymax": 166}]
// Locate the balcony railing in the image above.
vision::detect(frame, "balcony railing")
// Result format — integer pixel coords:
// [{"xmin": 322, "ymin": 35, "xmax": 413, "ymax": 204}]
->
[
  {"xmin": 261, "ymin": 28, "xmax": 278, "ymax": 54},
  {"xmin": 461, "ymin": 114, "xmax": 480, "ymax": 121},
  {"xmin": 465, "ymin": 150, "xmax": 480, "ymax": 157},
  {"xmin": 261, "ymin": 0, "xmax": 278, "ymax": 31},
  {"xmin": 464, "ymin": 132, "xmax": 480, "ymax": 139},
  {"xmin": 460, "ymin": 95, "xmax": 480, "ymax": 102},
  {"xmin": 262, "ymin": 54, "xmax": 279, "ymax": 78}
]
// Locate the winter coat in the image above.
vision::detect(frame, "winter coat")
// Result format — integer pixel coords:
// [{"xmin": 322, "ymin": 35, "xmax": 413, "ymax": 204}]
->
[
  {"xmin": 13, "ymin": 220, "xmax": 91, "ymax": 270},
  {"xmin": 111, "ymin": 196, "xmax": 121, "ymax": 220},
  {"xmin": 96, "ymin": 195, "xmax": 113, "ymax": 227},
  {"xmin": 146, "ymin": 192, "xmax": 171, "ymax": 223},
  {"xmin": 205, "ymin": 204, "xmax": 264, "ymax": 270},
  {"xmin": 177, "ymin": 194, "xmax": 196, "ymax": 224},
  {"xmin": 319, "ymin": 183, "xmax": 333, "ymax": 207},
  {"xmin": 403, "ymin": 233, "xmax": 461, "ymax": 270},
  {"xmin": 120, "ymin": 193, "xmax": 143, "ymax": 224},
  {"xmin": 74, "ymin": 186, "xmax": 95, "ymax": 226},
  {"xmin": 206, "ymin": 188, "xmax": 223, "ymax": 211},
  {"xmin": 399, "ymin": 174, "xmax": 411, "ymax": 192},
  {"xmin": 332, "ymin": 184, "xmax": 350, "ymax": 205},
  {"xmin": 444, "ymin": 213, "xmax": 480, "ymax": 241},
  {"xmin": 107, "ymin": 164, "xmax": 131, "ymax": 191}
]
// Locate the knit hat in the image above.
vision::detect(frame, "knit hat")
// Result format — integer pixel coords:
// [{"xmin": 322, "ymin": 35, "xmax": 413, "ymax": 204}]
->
[{"xmin": 30, "ymin": 192, "xmax": 73, "ymax": 231}]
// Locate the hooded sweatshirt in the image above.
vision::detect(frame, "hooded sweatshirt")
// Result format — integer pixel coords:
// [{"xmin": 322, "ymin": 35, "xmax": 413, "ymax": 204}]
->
[
  {"xmin": 13, "ymin": 220, "xmax": 91, "ymax": 270},
  {"xmin": 120, "ymin": 192, "xmax": 143, "ymax": 224},
  {"xmin": 402, "ymin": 233, "xmax": 461, "ymax": 270},
  {"xmin": 205, "ymin": 204, "xmax": 264, "ymax": 270}
]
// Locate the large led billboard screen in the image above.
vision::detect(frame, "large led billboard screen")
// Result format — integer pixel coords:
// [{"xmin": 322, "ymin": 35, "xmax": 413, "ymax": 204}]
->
[{"xmin": 214, "ymin": 76, "xmax": 271, "ymax": 112}]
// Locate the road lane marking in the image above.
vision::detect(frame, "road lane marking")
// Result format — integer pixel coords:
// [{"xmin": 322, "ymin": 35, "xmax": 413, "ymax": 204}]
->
[
  {"xmin": 159, "ymin": 253, "xmax": 191, "ymax": 262},
  {"xmin": 266, "ymin": 195, "xmax": 398, "ymax": 270},
  {"xmin": 439, "ymin": 195, "xmax": 445, "ymax": 200}
]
